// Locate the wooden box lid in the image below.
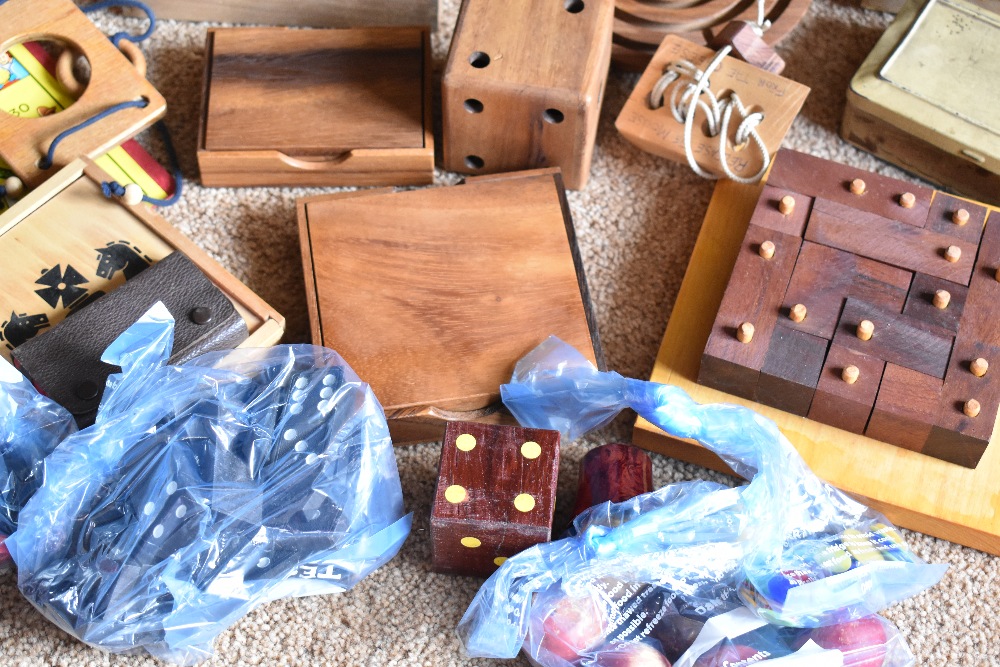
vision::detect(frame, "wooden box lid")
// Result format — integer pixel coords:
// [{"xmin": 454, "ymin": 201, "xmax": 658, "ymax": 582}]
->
[
  {"xmin": 0, "ymin": 159, "xmax": 284, "ymax": 360},
  {"xmin": 297, "ymin": 169, "xmax": 603, "ymax": 437},
  {"xmin": 203, "ymin": 27, "xmax": 427, "ymax": 154}
]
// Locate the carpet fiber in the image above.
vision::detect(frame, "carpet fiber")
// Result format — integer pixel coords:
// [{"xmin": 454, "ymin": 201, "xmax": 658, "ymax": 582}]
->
[{"xmin": 1, "ymin": 0, "xmax": 998, "ymax": 664}]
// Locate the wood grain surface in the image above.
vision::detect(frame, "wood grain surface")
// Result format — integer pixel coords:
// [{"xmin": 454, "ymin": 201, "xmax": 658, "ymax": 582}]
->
[
  {"xmin": 866, "ymin": 363, "xmax": 942, "ymax": 452},
  {"xmin": 198, "ymin": 27, "xmax": 433, "ymax": 187},
  {"xmin": 430, "ymin": 421, "xmax": 559, "ymax": 577},
  {"xmin": 440, "ymin": 0, "xmax": 614, "ymax": 189},
  {"xmin": 142, "ymin": 0, "xmax": 438, "ymax": 29},
  {"xmin": 0, "ymin": 0, "xmax": 166, "ymax": 187},
  {"xmin": 632, "ymin": 176, "xmax": 1000, "ymax": 554},
  {"xmin": 297, "ymin": 169, "xmax": 602, "ymax": 442},
  {"xmin": 808, "ymin": 342, "xmax": 885, "ymax": 434},
  {"xmin": 757, "ymin": 323, "xmax": 826, "ymax": 415}
]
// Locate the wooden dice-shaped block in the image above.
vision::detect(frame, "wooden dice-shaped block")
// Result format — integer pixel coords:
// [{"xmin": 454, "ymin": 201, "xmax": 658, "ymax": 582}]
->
[
  {"xmin": 440, "ymin": 0, "xmax": 614, "ymax": 190},
  {"xmin": 431, "ymin": 422, "xmax": 559, "ymax": 577}
]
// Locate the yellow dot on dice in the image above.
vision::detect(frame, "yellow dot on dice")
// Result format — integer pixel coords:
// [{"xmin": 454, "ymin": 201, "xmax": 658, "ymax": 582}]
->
[
  {"xmin": 456, "ymin": 433, "xmax": 477, "ymax": 451},
  {"xmin": 444, "ymin": 485, "xmax": 467, "ymax": 503},
  {"xmin": 461, "ymin": 536, "xmax": 481, "ymax": 548},
  {"xmin": 521, "ymin": 441, "xmax": 541, "ymax": 459},
  {"xmin": 513, "ymin": 493, "xmax": 536, "ymax": 512},
  {"xmin": 494, "ymin": 557, "xmax": 508, "ymax": 566}
]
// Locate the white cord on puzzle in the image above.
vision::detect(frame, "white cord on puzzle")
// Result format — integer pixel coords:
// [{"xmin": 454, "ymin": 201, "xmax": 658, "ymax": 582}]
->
[{"xmin": 648, "ymin": 0, "xmax": 774, "ymax": 184}]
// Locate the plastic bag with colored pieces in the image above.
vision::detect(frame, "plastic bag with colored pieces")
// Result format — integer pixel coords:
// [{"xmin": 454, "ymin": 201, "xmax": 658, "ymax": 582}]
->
[
  {"xmin": 7, "ymin": 304, "xmax": 412, "ymax": 665},
  {"xmin": 457, "ymin": 336, "xmax": 945, "ymax": 664},
  {"xmin": 0, "ymin": 358, "xmax": 77, "ymax": 570}
]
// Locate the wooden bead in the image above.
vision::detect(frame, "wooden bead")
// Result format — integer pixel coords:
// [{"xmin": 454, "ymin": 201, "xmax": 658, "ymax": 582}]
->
[
  {"xmin": 964, "ymin": 399, "xmax": 981, "ymax": 418},
  {"xmin": 850, "ymin": 178, "xmax": 866, "ymax": 195},
  {"xmin": 789, "ymin": 303, "xmax": 807, "ymax": 322},
  {"xmin": 857, "ymin": 319, "xmax": 874, "ymax": 341},
  {"xmin": 944, "ymin": 245, "xmax": 962, "ymax": 263},
  {"xmin": 758, "ymin": 240, "xmax": 775, "ymax": 259},
  {"xmin": 737, "ymin": 322, "xmax": 755, "ymax": 343},
  {"xmin": 3, "ymin": 175, "xmax": 24, "ymax": 199},
  {"xmin": 971, "ymin": 358, "xmax": 989, "ymax": 378},
  {"xmin": 953, "ymin": 208, "xmax": 970, "ymax": 226},
  {"xmin": 778, "ymin": 195, "xmax": 795, "ymax": 216},
  {"xmin": 899, "ymin": 192, "xmax": 915, "ymax": 208},
  {"xmin": 842, "ymin": 365, "xmax": 860, "ymax": 385},
  {"xmin": 122, "ymin": 183, "xmax": 144, "ymax": 206},
  {"xmin": 932, "ymin": 289, "xmax": 951, "ymax": 309}
]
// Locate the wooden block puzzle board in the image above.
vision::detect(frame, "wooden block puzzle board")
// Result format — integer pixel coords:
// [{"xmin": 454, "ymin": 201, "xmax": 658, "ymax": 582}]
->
[
  {"xmin": 0, "ymin": 160, "xmax": 284, "ymax": 360},
  {"xmin": 0, "ymin": 42, "xmax": 172, "ymax": 213},
  {"xmin": 198, "ymin": 27, "xmax": 433, "ymax": 188},
  {"xmin": 632, "ymin": 160, "xmax": 1000, "ymax": 555},
  {"xmin": 297, "ymin": 169, "xmax": 604, "ymax": 444}
]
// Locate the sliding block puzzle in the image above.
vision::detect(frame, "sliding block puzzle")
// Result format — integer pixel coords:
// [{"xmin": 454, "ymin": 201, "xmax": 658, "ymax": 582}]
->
[
  {"xmin": 632, "ymin": 174, "xmax": 1000, "ymax": 556},
  {"xmin": 0, "ymin": 159, "xmax": 284, "ymax": 364},
  {"xmin": 697, "ymin": 148, "xmax": 1000, "ymax": 468},
  {"xmin": 297, "ymin": 169, "xmax": 603, "ymax": 444},
  {"xmin": 430, "ymin": 421, "xmax": 559, "ymax": 577},
  {"xmin": 440, "ymin": 0, "xmax": 614, "ymax": 190},
  {"xmin": 143, "ymin": 0, "xmax": 437, "ymax": 29},
  {"xmin": 0, "ymin": 0, "xmax": 166, "ymax": 188},
  {"xmin": 843, "ymin": 0, "xmax": 1000, "ymax": 206},
  {"xmin": 198, "ymin": 27, "xmax": 433, "ymax": 187},
  {"xmin": 615, "ymin": 36, "xmax": 809, "ymax": 183}
]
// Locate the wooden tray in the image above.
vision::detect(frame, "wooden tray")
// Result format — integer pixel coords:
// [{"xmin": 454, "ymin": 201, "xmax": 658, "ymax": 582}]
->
[
  {"xmin": 843, "ymin": 0, "xmax": 1000, "ymax": 206},
  {"xmin": 0, "ymin": 159, "xmax": 284, "ymax": 360},
  {"xmin": 198, "ymin": 27, "xmax": 433, "ymax": 188},
  {"xmin": 632, "ymin": 175, "xmax": 1000, "ymax": 555},
  {"xmin": 298, "ymin": 169, "xmax": 604, "ymax": 444},
  {"xmin": 0, "ymin": 0, "xmax": 166, "ymax": 188}
]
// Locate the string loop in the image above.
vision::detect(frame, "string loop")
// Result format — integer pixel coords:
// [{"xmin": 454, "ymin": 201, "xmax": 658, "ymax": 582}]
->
[{"xmin": 81, "ymin": 0, "xmax": 157, "ymax": 47}]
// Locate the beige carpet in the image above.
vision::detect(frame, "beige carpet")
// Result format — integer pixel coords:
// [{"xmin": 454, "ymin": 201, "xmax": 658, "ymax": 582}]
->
[{"xmin": 1, "ymin": 0, "xmax": 998, "ymax": 664}]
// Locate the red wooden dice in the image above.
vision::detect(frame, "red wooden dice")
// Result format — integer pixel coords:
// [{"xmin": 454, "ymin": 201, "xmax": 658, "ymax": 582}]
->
[{"xmin": 430, "ymin": 421, "xmax": 560, "ymax": 577}]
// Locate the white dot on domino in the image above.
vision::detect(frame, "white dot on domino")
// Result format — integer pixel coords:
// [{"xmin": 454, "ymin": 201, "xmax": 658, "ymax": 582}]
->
[
  {"xmin": 152, "ymin": 525, "xmax": 164, "ymax": 539},
  {"xmin": 322, "ymin": 374, "xmax": 337, "ymax": 386},
  {"xmin": 166, "ymin": 481, "xmax": 177, "ymax": 495},
  {"xmin": 257, "ymin": 557, "xmax": 271, "ymax": 569},
  {"xmin": 289, "ymin": 404, "xmax": 303, "ymax": 415},
  {"xmin": 320, "ymin": 387, "xmax": 333, "ymax": 399},
  {"xmin": 305, "ymin": 453, "xmax": 318, "ymax": 465},
  {"xmin": 291, "ymin": 390, "xmax": 306, "ymax": 402},
  {"xmin": 175, "ymin": 505, "xmax": 187, "ymax": 519},
  {"xmin": 294, "ymin": 441, "xmax": 308, "ymax": 453},
  {"xmin": 284, "ymin": 429, "xmax": 298, "ymax": 441},
  {"xmin": 295, "ymin": 377, "xmax": 308, "ymax": 389},
  {"xmin": 143, "ymin": 502, "xmax": 155, "ymax": 516}
]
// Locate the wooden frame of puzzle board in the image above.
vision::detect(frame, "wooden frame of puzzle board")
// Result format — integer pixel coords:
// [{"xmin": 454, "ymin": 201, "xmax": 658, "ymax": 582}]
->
[{"xmin": 632, "ymin": 177, "xmax": 1000, "ymax": 555}]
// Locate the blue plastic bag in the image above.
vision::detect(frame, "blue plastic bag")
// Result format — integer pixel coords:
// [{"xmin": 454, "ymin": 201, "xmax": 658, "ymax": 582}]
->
[
  {"xmin": 7, "ymin": 304, "xmax": 411, "ymax": 664},
  {"xmin": 0, "ymin": 358, "xmax": 77, "ymax": 568},
  {"xmin": 458, "ymin": 336, "xmax": 946, "ymax": 665}
]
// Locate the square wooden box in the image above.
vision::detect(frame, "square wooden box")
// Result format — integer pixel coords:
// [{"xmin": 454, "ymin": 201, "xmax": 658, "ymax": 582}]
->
[
  {"xmin": 0, "ymin": 159, "xmax": 284, "ymax": 360},
  {"xmin": 297, "ymin": 168, "xmax": 604, "ymax": 444},
  {"xmin": 843, "ymin": 0, "xmax": 1000, "ymax": 206},
  {"xmin": 198, "ymin": 27, "xmax": 433, "ymax": 188},
  {"xmin": 631, "ymin": 176, "xmax": 1000, "ymax": 556}
]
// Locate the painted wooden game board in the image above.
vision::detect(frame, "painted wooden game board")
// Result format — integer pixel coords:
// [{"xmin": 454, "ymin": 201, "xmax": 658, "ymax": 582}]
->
[{"xmin": 632, "ymin": 153, "xmax": 1000, "ymax": 555}]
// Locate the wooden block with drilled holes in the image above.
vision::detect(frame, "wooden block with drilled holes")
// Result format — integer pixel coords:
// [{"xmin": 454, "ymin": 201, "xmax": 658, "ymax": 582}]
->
[
  {"xmin": 0, "ymin": 159, "xmax": 284, "ymax": 361},
  {"xmin": 632, "ymin": 166, "xmax": 1000, "ymax": 554},
  {"xmin": 297, "ymin": 169, "xmax": 603, "ymax": 444},
  {"xmin": 866, "ymin": 364, "xmax": 942, "ymax": 453},
  {"xmin": 808, "ymin": 343, "xmax": 885, "ymax": 435},
  {"xmin": 440, "ymin": 0, "xmax": 614, "ymax": 190},
  {"xmin": 143, "ymin": 0, "xmax": 437, "ymax": 29},
  {"xmin": 615, "ymin": 36, "xmax": 809, "ymax": 183},
  {"xmin": 431, "ymin": 421, "xmax": 559, "ymax": 577},
  {"xmin": 781, "ymin": 241, "xmax": 910, "ymax": 340},
  {"xmin": 0, "ymin": 0, "xmax": 166, "ymax": 188},
  {"xmin": 198, "ymin": 27, "xmax": 432, "ymax": 187},
  {"xmin": 843, "ymin": 0, "xmax": 1000, "ymax": 206},
  {"xmin": 698, "ymin": 224, "xmax": 800, "ymax": 400},
  {"xmin": 756, "ymin": 324, "xmax": 826, "ymax": 415}
]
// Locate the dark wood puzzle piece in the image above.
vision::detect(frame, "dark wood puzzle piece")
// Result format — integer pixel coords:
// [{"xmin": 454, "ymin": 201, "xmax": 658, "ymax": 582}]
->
[
  {"xmin": 757, "ymin": 324, "xmax": 826, "ymax": 415},
  {"xmin": 866, "ymin": 363, "xmax": 942, "ymax": 453},
  {"xmin": 808, "ymin": 343, "xmax": 885, "ymax": 435},
  {"xmin": 902, "ymin": 273, "xmax": 968, "ymax": 335}
]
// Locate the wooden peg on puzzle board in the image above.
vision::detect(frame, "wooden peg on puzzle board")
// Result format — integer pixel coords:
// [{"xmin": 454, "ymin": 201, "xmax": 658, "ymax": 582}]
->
[
  {"xmin": 0, "ymin": 0, "xmax": 166, "ymax": 188},
  {"xmin": 431, "ymin": 421, "xmax": 560, "ymax": 577},
  {"xmin": 440, "ymin": 0, "xmax": 614, "ymax": 190},
  {"xmin": 615, "ymin": 36, "xmax": 809, "ymax": 182}
]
